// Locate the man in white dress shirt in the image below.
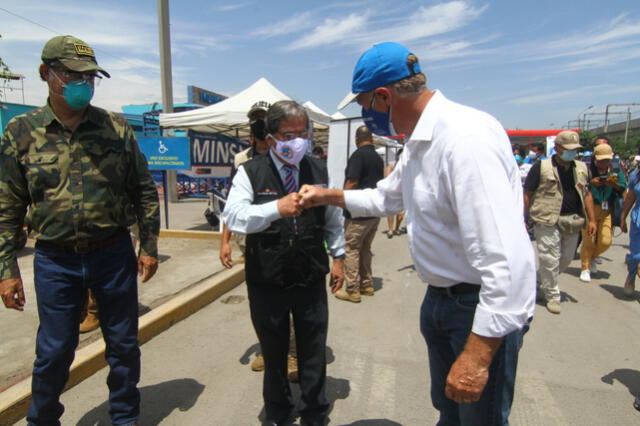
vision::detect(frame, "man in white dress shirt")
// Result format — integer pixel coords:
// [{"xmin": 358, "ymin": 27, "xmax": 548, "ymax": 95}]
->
[{"xmin": 300, "ymin": 42, "xmax": 535, "ymax": 425}]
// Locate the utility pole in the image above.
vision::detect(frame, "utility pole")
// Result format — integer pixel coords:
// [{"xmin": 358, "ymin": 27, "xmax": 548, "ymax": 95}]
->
[
  {"xmin": 157, "ymin": 0, "xmax": 178, "ymax": 203},
  {"xmin": 578, "ymin": 105, "xmax": 594, "ymax": 130},
  {"xmin": 604, "ymin": 103, "xmax": 640, "ymax": 134},
  {"xmin": 625, "ymin": 107, "xmax": 631, "ymax": 144}
]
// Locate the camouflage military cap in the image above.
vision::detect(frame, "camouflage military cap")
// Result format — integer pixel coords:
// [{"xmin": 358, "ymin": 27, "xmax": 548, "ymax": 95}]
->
[{"xmin": 41, "ymin": 35, "xmax": 111, "ymax": 78}]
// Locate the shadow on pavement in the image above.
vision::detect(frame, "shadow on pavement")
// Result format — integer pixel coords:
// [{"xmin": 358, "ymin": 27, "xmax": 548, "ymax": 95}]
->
[
  {"xmin": 76, "ymin": 378, "xmax": 205, "ymax": 425},
  {"xmin": 239, "ymin": 342, "xmax": 261, "ymax": 366},
  {"xmin": 342, "ymin": 420, "xmax": 403, "ymax": 426},
  {"xmin": 326, "ymin": 346, "xmax": 335, "ymax": 364},
  {"xmin": 17, "ymin": 246, "xmax": 35, "ymax": 258},
  {"xmin": 564, "ymin": 266, "xmax": 582, "ymax": 277},
  {"xmin": 257, "ymin": 376, "xmax": 350, "ymax": 425},
  {"xmin": 600, "ymin": 283, "xmax": 639, "ymax": 301},
  {"xmin": 138, "ymin": 302, "xmax": 152, "ymax": 316},
  {"xmin": 372, "ymin": 277, "xmax": 384, "ymax": 292},
  {"xmin": 187, "ymin": 223, "xmax": 215, "ymax": 231},
  {"xmin": 591, "ymin": 270, "xmax": 611, "ymax": 279},
  {"xmin": 397, "ymin": 264, "xmax": 415, "ymax": 272},
  {"xmin": 560, "ymin": 291, "xmax": 578, "ymax": 303},
  {"xmin": 601, "ymin": 368, "xmax": 640, "ymax": 397}
]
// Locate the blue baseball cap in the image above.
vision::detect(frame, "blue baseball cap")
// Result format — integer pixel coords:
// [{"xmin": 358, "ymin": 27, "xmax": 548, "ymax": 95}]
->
[{"xmin": 337, "ymin": 42, "xmax": 421, "ymax": 110}]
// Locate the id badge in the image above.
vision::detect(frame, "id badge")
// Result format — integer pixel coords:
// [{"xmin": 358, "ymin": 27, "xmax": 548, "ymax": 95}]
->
[{"xmin": 602, "ymin": 200, "xmax": 609, "ymax": 210}]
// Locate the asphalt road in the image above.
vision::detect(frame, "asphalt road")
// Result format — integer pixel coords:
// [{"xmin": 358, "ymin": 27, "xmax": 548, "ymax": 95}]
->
[
  {"xmin": 50, "ymin": 229, "xmax": 640, "ymax": 425},
  {"xmin": 0, "ymin": 199, "xmax": 221, "ymax": 392}
]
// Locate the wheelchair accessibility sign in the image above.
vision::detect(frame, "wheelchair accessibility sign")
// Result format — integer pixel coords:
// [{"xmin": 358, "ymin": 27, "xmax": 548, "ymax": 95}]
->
[{"xmin": 138, "ymin": 137, "xmax": 191, "ymax": 170}]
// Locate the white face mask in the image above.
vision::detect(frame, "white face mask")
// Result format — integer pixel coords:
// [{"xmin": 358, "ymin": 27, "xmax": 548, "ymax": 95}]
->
[{"xmin": 270, "ymin": 136, "xmax": 308, "ymax": 166}]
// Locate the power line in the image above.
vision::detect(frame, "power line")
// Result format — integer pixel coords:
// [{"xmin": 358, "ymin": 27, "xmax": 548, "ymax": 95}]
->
[
  {"xmin": 0, "ymin": 6, "xmax": 63, "ymax": 37},
  {"xmin": 0, "ymin": 6, "xmax": 192, "ymax": 91},
  {"xmin": 0, "ymin": 6, "xmax": 151, "ymax": 71}
]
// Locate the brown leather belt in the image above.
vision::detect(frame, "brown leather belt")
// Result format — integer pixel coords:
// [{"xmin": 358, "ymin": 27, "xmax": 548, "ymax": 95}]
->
[
  {"xmin": 35, "ymin": 229, "xmax": 128, "ymax": 254},
  {"xmin": 428, "ymin": 283, "xmax": 480, "ymax": 295}
]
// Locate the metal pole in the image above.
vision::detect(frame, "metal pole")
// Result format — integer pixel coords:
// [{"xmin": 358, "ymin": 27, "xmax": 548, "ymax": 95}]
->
[
  {"xmin": 625, "ymin": 108, "xmax": 631, "ymax": 145},
  {"xmin": 163, "ymin": 170, "xmax": 169, "ymax": 228},
  {"xmin": 157, "ymin": 0, "xmax": 179, "ymax": 204},
  {"xmin": 604, "ymin": 104, "xmax": 610, "ymax": 133},
  {"xmin": 347, "ymin": 119, "xmax": 352, "ymax": 158},
  {"xmin": 577, "ymin": 105, "xmax": 593, "ymax": 131}
]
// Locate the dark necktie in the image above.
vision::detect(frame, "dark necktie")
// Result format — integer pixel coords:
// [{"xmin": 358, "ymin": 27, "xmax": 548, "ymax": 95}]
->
[{"xmin": 283, "ymin": 165, "xmax": 298, "ymax": 194}]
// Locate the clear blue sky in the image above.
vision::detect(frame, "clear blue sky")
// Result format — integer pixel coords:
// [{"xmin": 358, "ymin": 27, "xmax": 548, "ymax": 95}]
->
[{"xmin": 2, "ymin": 0, "xmax": 640, "ymax": 129}]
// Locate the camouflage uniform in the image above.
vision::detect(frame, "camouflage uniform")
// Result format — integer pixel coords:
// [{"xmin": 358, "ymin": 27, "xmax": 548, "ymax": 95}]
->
[
  {"xmin": 0, "ymin": 103, "xmax": 159, "ymax": 278},
  {"xmin": 0, "ymin": 101, "xmax": 159, "ymax": 425}
]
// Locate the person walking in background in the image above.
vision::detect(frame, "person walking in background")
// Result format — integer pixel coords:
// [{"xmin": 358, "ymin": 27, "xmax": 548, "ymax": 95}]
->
[
  {"xmin": 335, "ymin": 125, "xmax": 384, "ymax": 303},
  {"xmin": 524, "ymin": 130, "xmax": 597, "ymax": 314},
  {"xmin": 0, "ymin": 35, "xmax": 159, "ymax": 425},
  {"xmin": 620, "ymin": 167, "xmax": 640, "ymax": 298},
  {"xmin": 384, "ymin": 149, "xmax": 405, "ymax": 238},
  {"xmin": 579, "ymin": 143, "xmax": 626, "ymax": 282}
]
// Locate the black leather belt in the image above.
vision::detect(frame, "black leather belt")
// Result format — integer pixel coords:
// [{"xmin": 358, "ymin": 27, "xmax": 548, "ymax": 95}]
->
[
  {"xmin": 428, "ymin": 283, "xmax": 480, "ymax": 295},
  {"xmin": 35, "ymin": 229, "xmax": 128, "ymax": 254}
]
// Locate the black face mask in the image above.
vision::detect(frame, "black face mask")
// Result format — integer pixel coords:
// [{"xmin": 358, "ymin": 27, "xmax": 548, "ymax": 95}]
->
[{"xmin": 250, "ymin": 119, "xmax": 267, "ymax": 141}]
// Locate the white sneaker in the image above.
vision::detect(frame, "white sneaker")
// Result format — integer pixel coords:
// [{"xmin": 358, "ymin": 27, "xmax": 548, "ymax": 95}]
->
[
  {"xmin": 580, "ymin": 269, "xmax": 591, "ymax": 282},
  {"xmin": 594, "ymin": 256, "xmax": 603, "ymax": 264},
  {"xmin": 589, "ymin": 260, "xmax": 598, "ymax": 274}
]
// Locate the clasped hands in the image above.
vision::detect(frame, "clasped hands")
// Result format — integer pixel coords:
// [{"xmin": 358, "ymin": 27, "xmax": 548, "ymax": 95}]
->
[{"xmin": 276, "ymin": 184, "xmax": 328, "ymax": 217}]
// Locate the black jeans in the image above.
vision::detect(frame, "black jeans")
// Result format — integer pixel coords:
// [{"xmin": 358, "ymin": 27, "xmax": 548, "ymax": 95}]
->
[{"xmin": 247, "ymin": 280, "xmax": 329, "ymax": 423}]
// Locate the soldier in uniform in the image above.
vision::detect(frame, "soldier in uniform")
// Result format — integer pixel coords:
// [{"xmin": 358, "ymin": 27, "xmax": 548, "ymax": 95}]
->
[{"xmin": 0, "ymin": 35, "xmax": 159, "ymax": 425}]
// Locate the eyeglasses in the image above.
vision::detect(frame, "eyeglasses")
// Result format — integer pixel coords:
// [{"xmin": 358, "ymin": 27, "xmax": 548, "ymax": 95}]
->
[
  {"xmin": 51, "ymin": 67, "xmax": 101, "ymax": 83},
  {"xmin": 274, "ymin": 130, "xmax": 310, "ymax": 141}
]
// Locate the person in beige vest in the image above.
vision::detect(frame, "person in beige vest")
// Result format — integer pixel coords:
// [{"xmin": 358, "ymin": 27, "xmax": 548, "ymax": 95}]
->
[{"xmin": 523, "ymin": 130, "xmax": 597, "ymax": 314}]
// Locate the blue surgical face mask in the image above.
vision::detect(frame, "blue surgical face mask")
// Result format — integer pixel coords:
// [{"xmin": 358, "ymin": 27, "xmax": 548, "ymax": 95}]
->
[
  {"xmin": 560, "ymin": 149, "xmax": 577, "ymax": 162},
  {"xmin": 361, "ymin": 93, "xmax": 397, "ymax": 137},
  {"xmin": 50, "ymin": 70, "xmax": 94, "ymax": 110}
]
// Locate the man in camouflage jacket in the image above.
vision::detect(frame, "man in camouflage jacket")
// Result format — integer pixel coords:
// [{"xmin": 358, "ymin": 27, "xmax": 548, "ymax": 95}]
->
[{"xmin": 0, "ymin": 35, "xmax": 159, "ymax": 425}]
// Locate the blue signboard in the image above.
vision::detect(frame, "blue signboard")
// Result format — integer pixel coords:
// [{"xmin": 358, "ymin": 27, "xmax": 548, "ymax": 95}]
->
[
  {"xmin": 138, "ymin": 137, "xmax": 191, "ymax": 170},
  {"xmin": 189, "ymin": 131, "xmax": 248, "ymax": 168}
]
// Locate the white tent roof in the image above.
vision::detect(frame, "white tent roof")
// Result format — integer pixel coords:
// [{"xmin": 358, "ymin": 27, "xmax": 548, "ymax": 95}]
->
[
  {"xmin": 302, "ymin": 101, "xmax": 331, "ymax": 126},
  {"xmin": 331, "ymin": 111, "xmax": 347, "ymax": 120},
  {"xmin": 159, "ymin": 77, "xmax": 329, "ymax": 135}
]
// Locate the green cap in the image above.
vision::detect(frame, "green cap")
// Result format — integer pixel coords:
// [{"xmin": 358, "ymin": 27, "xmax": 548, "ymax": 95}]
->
[{"xmin": 41, "ymin": 35, "xmax": 110, "ymax": 78}]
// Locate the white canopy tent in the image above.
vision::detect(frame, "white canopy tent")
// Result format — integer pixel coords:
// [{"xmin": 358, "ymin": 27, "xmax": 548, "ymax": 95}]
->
[
  {"xmin": 159, "ymin": 77, "xmax": 331, "ymax": 137},
  {"xmin": 327, "ymin": 116, "xmax": 401, "ymax": 189},
  {"xmin": 331, "ymin": 111, "xmax": 347, "ymax": 120},
  {"xmin": 302, "ymin": 101, "xmax": 331, "ymax": 127}
]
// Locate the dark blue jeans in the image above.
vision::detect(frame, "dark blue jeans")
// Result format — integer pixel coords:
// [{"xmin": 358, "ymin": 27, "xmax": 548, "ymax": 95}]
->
[
  {"xmin": 27, "ymin": 234, "xmax": 140, "ymax": 426},
  {"xmin": 420, "ymin": 287, "xmax": 528, "ymax": 426}
]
